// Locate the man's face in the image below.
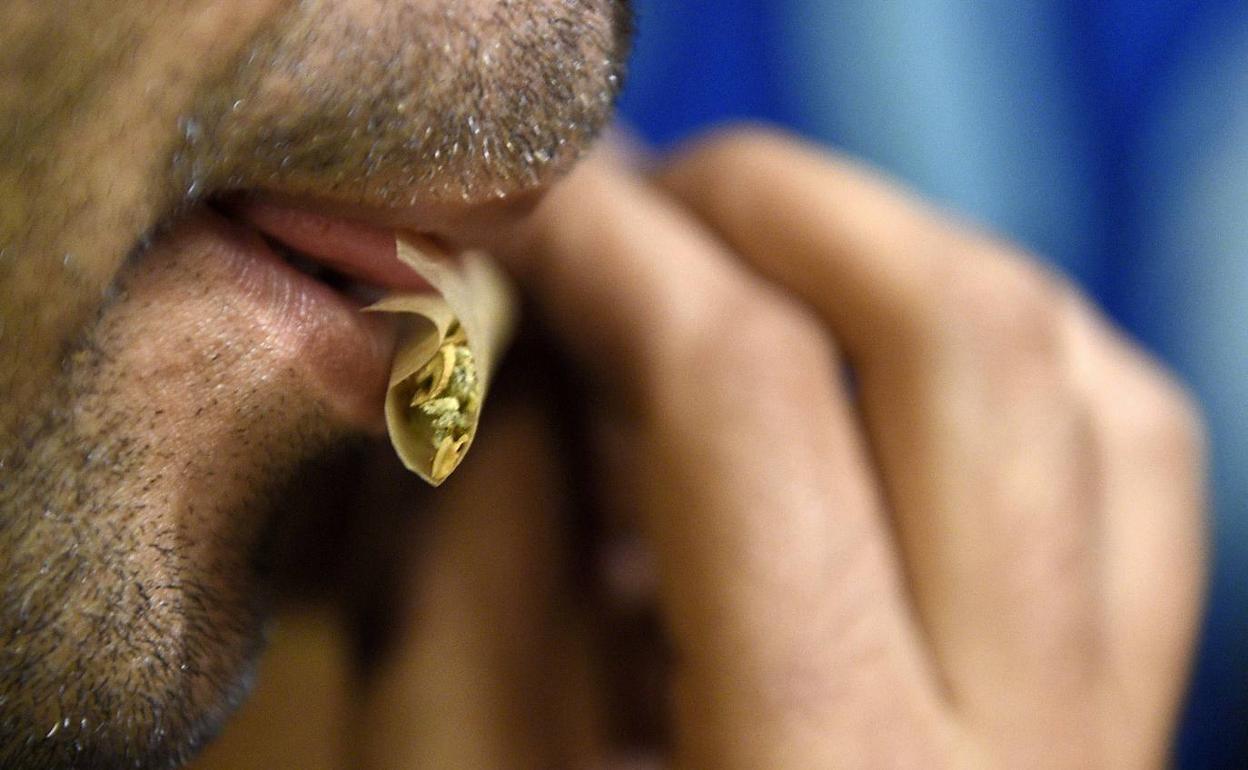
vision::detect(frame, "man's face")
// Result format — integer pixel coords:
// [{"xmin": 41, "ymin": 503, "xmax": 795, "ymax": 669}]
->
[{"xmin": 0, "ymin": 1, "xmax": 630, "ymax": 766}]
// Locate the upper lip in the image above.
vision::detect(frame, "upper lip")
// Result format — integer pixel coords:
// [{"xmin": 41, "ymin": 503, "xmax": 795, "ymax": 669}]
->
[
  {"xmin": 222, "ymin": 184, "xmax": 541, "ymax": 281},
  {"xmin": 217, "ymin": 187, "xmax": 539, "ymax": 295}
]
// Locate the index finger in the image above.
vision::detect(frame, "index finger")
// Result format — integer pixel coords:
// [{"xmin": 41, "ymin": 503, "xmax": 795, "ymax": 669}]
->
[{"xmin": 496, "ymin": 148, "xmax": 945, "ymax": 765}]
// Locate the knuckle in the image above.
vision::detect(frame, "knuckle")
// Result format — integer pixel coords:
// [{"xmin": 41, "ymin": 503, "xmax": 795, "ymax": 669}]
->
[
  {"xmin": 716, "ymin": 300, "xmax": 828, "ymax": 383},
  {"xmin": 652, "ymin": 285, "xmax": 834, "ymax": 409},
  {"xmin": 1126, "ymin": 370, "xmax": 1207, "ymax": 466},
  {"xmin": 932, "ymin": 238, "xmax": 1068, "ymax": 365}
]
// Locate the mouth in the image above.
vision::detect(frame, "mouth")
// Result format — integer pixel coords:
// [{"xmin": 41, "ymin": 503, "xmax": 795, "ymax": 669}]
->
[
  {"xmin": 161, "ymin": 194, "xmax": 495, "ymax": 434},
  {"xmin": 217, "ymin": 195, "xmax": 445, "ymax": 306}
]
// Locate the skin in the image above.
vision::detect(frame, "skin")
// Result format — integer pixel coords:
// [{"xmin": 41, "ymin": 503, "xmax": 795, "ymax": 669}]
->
[
  {"xmin": 197, "ymin": 137, "xmax": 1207, "ymax": 769},
  {"xmin": 0, "ymin": 2, "xmax": 1204, "ymax": 769},
  {"xmin": 498, "ymin": 138, "xmax": 1207, "ymax": 768},
  {"xmin": 0, "ymin": 1, "xmax": 627, "ymax": 767}
]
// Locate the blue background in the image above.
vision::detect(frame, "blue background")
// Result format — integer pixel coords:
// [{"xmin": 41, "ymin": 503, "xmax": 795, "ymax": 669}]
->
[{"xmin": 618, "ymin": 2, "xmax": 1248, "ymax": 766}]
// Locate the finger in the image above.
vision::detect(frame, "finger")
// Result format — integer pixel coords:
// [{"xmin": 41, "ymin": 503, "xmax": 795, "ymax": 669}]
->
[
  {"xmin": 1065, "ymin": 309, "xmax": 1206, "ymax": 764},
  {"xmin": 657, "ymin": 129, "xmax": 1105, "ymax": 712},
  {"xmin": 352, "ymin": 384, "xmax": 607, "ymax": 770},
  {"xmin": 501, "ymin": 149, "xmax": 948, "ymax": 766}
]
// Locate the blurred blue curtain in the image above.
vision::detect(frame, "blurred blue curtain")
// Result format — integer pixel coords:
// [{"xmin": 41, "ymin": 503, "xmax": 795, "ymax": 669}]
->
[{"xmin": 618, "ymin": 2, "xmax": 1248, "ymax": 766}]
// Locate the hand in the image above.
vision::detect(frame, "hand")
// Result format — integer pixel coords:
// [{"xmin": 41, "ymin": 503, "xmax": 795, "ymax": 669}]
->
[
  {"xmin": 489, "ymin": 128, "xmax": 1206, "ymax": 768},
  {"xmin": 191, "ymin": 128, "xmax": 1206, "ymax": 770}
]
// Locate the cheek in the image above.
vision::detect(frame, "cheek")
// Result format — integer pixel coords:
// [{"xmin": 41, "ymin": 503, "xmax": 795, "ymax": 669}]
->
[{"xmin": 0, "ymin": 213, "xmax": 358, "ymax": 764}]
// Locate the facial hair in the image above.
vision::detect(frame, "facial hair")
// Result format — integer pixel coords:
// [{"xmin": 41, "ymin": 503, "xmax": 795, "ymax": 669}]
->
[{"xmin": 0, "ymin": 1, "xmax": 631, "ymax": 765}]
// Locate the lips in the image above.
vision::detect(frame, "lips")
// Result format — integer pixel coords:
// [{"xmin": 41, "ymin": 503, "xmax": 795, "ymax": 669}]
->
[
  {"xmin": 167, "ymin": 197, "xmax": 478, "ymax": 434},
  {"xmin": 226, "ymin": 198, "xmax": 439, "ymax": 300}
]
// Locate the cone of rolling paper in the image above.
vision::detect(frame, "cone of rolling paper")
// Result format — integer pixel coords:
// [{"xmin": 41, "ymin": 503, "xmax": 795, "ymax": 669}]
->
[{"xmin": 366, "ymin": 234, "xmax": 515, "ymax": 485}]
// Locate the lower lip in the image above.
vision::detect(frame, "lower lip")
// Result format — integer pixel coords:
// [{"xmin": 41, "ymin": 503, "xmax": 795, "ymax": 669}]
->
[{"xmin": 186, "ymin": 209, "xmax": 399, "ymax": 431}]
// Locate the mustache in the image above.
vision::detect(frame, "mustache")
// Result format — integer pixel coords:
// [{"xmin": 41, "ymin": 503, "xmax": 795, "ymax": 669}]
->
[{"xmin": 167, "ymin": 0, "xmax": 634, "ymax": 212}]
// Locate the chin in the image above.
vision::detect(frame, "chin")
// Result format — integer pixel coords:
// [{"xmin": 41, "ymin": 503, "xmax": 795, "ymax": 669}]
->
[{"xmin": 0, "ymin": 560, "xmax": 270, "ymax": 770}]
